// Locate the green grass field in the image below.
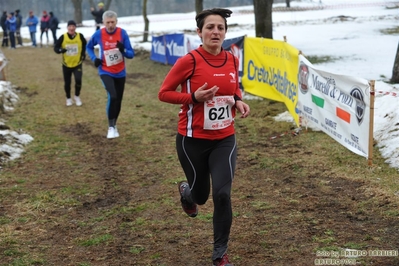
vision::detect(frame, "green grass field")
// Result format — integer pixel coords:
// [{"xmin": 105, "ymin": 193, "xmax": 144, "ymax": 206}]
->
[{"xmin": 0, "ymin": 44, "xmax": 399, "ymax": 265}]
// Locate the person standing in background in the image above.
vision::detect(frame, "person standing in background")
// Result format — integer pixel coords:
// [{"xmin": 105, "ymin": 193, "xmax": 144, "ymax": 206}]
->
[
  {"xmin": 26, "ymin": 10, "xmax": 38, "ymax": 47},
  {"xmin": 86, "ymin": 10, "xmax": 135, "ymax": 139},
  {"xmin": 49, "ymin": 11, "xmax": 59, "ymax": 46},
  {"xmin": 5, "ymin": 12, "xmax": 16, "ymax": 49},
  {"xmin": 90, "ymin": 2, "xmax": 105, "ymax": 31},
  {"xmin": 15, "ymin": 9, "xmax": 23, "ymax": 46},
  {"xmin": 40, "ymin": 10, "xmax": 50, "ymax": 47},
  {"xmin": 158, "ymin": 8, "xmax": 250, "ymax": 266},
  {"xmin": 54, "ymin": 20, "xmax": 87, "ymax": 107},
  {"xmin": 1, "ymin": 11, "xmax": 8, "ymax": 47}
]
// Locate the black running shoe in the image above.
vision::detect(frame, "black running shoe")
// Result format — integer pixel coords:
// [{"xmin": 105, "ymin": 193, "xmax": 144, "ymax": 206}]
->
[{"xmin": 178, "ymin": 181, "xmax": 198, "ymax": 217}]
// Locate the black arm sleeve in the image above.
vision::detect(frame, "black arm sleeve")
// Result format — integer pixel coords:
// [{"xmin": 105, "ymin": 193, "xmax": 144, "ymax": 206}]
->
[
  {"xmin": 80, "ymin": 33, "xmax": 87, "ymax": 57},
  {"xmin": 53, "ymin": 35, "xmax": 64, "ymax": 54}
]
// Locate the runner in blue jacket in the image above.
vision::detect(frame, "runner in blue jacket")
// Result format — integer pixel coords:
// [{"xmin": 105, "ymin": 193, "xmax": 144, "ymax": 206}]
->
[{"xmin": 86, "ymin": 10, "xmax": 135, "ymax": 139}]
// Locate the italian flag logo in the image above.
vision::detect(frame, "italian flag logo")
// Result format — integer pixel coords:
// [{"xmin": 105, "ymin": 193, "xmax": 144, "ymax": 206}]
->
[{"xmin": 312, "ymin": 94, "xmax": 350, "ymax": 123}]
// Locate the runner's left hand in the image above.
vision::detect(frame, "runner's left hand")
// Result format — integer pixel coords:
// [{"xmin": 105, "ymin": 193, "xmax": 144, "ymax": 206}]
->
[
  {"xmin": 116, "ymin": 41, "xmax": 124, "ymax": 53},
  {"xmin": 235, "ymin": 101, "xmax": 250, "ymax": 118}
]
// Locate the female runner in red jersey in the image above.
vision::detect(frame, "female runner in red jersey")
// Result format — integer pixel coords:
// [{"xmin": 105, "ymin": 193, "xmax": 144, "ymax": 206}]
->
[{"xmin": 158, "ymin": 8, "xmax": 250, "ymax": 266}]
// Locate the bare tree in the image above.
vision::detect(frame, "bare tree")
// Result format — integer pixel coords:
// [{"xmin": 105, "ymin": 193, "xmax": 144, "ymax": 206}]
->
[
  {"xmin": 253, "ymin": 0, "xmax": 273, "ymax": 39},
  {"xmin": 142, "ymin": 0, "xmax": 149, "ymax": 42},
  {"xmin": 195, "ymin": 0, "xmax": 203, "ymax": 15},
  {"xmin": 71, "ymin": 0, "xmax": 83, "ymax": 24},
  {"xmin": 104, "ymin": 0, "xmax": 112, "ymax": 10},
  {"xmin": 391, "ymin": 40, "xmax": 399, "ymax": 83},
  {"xmin": 88, "ymin": 0, "xmax": 95, "ymax": 8}
]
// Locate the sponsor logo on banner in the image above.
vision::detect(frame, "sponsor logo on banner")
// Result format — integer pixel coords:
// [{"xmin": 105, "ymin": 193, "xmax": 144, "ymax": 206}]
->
[
  {"xmin": 350, "ymin": 87, "xmax": 366, "ymax": 125},
  {"xmin": 298, "ymin": 62, "xmax": 309, "ymax": 94},
  {"xmin": 150, "ymin": 33, "xmax": 185, "ymax": 65}
]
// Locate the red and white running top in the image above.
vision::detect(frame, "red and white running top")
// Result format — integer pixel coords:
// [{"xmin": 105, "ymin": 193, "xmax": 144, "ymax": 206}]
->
[{"xmin": 159, "ymin": 46, "xmax": 242, "ymax": 140}]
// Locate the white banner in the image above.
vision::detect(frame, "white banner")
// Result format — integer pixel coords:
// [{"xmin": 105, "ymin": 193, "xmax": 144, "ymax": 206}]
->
[
  {"xmin": 185, "ymin": 35, "xmax": 202, "ymax": 54},
  {"xmin": 297, "ymin": 54, "xmax": 371, "ymax": 157}
]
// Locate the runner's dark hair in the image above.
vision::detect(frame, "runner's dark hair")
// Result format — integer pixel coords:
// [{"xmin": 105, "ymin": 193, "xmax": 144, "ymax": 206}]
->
[{"xmin": 195, "ymin": 8, "xmax": 232, "ymax": 31}]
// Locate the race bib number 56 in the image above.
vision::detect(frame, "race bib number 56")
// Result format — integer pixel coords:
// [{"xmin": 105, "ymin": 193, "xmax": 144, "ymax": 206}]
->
[{"xmin": 203, "ymin": 96, "xmax": 235, "ymax": 130}]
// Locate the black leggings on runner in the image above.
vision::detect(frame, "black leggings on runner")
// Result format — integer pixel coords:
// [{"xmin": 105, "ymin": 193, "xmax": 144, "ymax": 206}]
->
[
  {"xmin": 176, "ymin": 133, "xmax": 237, "ymax": 261},
  {"xmin": 100, "ymin": 75, "xmax": 125, "ymax": 127},
  {"xmin": 62, "ymin": 64, "xmax": 82, "ymax": 99}
]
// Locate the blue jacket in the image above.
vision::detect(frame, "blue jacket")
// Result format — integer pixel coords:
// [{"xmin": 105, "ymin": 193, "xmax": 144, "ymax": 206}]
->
[
  {"xmin": 5, "ymin": 16, "xmax": 17, "ymax": 32},
  {"xmin": 26, "ymin": 15, "xmax": 38, "ymax": 32}
]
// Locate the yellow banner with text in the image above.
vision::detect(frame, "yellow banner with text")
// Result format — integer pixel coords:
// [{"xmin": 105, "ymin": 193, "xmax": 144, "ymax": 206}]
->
[{"xmin": 242, "ymin": 37, "xmax": 300, "ymax": 125}]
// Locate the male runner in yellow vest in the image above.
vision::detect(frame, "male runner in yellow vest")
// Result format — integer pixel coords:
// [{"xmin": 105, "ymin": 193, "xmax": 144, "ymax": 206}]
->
[{"xmin": 54, "ymin": 20, "xmax": 87, "ymax": 106}]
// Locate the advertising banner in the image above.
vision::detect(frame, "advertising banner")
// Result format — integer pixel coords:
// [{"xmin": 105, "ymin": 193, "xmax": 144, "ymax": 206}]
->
[
  {"xmin": 242, "ymin": 37, "xmax": 300, "ymax": 125},
  {"xmin": 150, "ymin": 35, "xmax": 167, "ymax": 64},
  {"xmin": 297, "ymin": 54, "xmax": 371, "ymax": 157},
  {"xmin": 164, "ymin": 33, "xmax": 185, "ymax": 65},
  {"xmin": 185, "ymin": 35, "xmax": 202, "ymax": 54},
  {"xmin": 150, "ymin": 33, "xmax": 186, "ymax": 65}
]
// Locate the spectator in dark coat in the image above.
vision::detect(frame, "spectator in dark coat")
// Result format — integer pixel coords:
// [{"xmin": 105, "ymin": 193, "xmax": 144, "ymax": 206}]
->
[
  {"xmin": 90, "ymin": 2, "xmax": 105, "ymax": 31},
  {"xmin": 1, "ymin": 11, "xmax": 8, "ymax": 47},
  {"xmin": 40, "ymin": 10, "xmax": 50, "ymax": 47},
  {"xmin": 49, "ymin": 11, "xmax": 59, "ymax": 46},
  {"xmin": 15, "ymin": 9, "xmax": 23, "ymax": 46}
]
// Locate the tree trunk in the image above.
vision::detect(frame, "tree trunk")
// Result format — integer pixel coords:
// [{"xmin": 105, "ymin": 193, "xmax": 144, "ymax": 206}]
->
[
  {"xmin": 195, "ymin": 0, "xmax": 203, "ymax": 15},
  {"xmin": 286, "ymin": 0, "xmax": 290, "ymax": 8},
  {"xmin": 105, "ymin": 0, "xmax": 112, "ymax": 10},
  {"xmin": 391, "ymin": 40, "xmax": 399, "ymax": 83},
  {"xmin": 71, "ymin": 0, "xmax": 83, "ymax": 24},
  {"xmin": 253, "ymin": 0, "xmax": 273, "ymax": 39},
  {"xmin": 142, "ymin": 0, "xmax": 149, "ymax": 42}
]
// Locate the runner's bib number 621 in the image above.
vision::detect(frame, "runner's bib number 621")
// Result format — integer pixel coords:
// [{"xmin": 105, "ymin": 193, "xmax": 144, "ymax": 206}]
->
[
  {"xmin": 104, "ymin": 48, "xmax": 123, "ymax": 67},
  {"xmin": 203, "ymin": 96, "xmax": 235, "ymax": 130}
]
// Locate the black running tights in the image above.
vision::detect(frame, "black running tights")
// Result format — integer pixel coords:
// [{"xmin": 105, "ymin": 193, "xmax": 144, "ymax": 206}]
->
[
  {"xmin": 176, "ymin": 133, "xmax": 237, "ymax": 261},
  {"xmin": 62, "ymin": 64, "xmax": 82, "ymax": 99},
  {"xmin": 100, "ymin": 75, "xmax": 125, "ymax": 127}
]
